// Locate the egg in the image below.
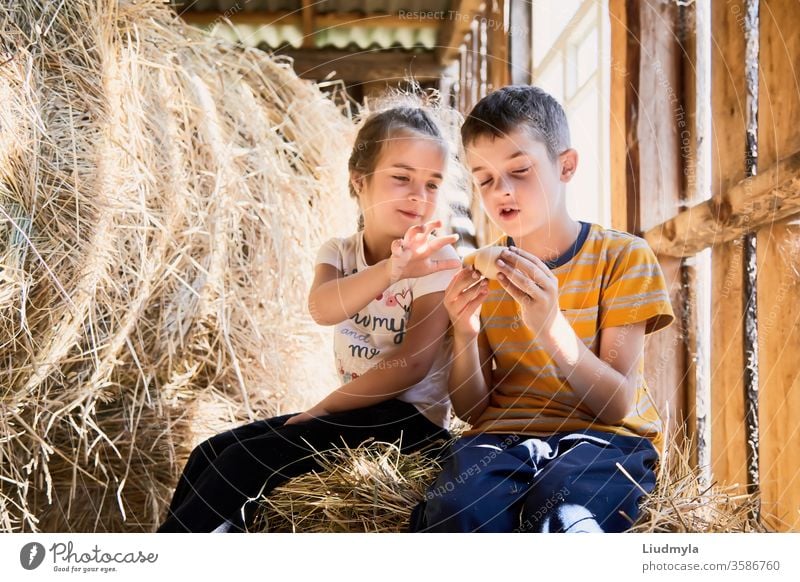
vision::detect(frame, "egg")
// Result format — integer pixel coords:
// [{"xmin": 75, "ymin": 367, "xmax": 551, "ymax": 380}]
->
[{"xmin": 462, "ymin": 246, "xmax": 506, "ymax": 280}]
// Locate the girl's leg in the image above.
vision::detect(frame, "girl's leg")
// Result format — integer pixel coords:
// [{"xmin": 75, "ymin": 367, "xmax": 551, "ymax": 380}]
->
[
  {"xmin": 167, "ymin": 413, "xmax": 297, "ymax": 513},
  {"xmin": 157, "ymin": 399, "xmax": 448, "ymax": 532}
]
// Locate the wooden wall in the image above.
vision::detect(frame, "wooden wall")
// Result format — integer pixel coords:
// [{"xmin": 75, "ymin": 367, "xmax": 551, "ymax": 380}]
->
[
  {"xmin": 622, "ymin": 0, "xmax": 800, "ymax": 531},
  {"xmin": 708, "ymin": 0, "xmax": 800, "ymax": 532},
  {"xmin": 752, "ymin": 0, "xmax": 800, "ymax": 531},
  {"xmin": 709, "ymin": 0, "xmax": 750, "ymax": 509},
  {"xmin": 613, "ymin": 0, "xmax": 799, "ymax": 531},
  {"xmin": 610, "ymin": 0, "xmax": 689, "ymax": 449}
]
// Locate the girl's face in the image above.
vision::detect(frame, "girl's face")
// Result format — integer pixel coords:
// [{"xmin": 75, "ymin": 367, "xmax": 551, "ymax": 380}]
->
[{"xmin": 355, "ymin": 134, "xmax": 447, "ymax": 239}]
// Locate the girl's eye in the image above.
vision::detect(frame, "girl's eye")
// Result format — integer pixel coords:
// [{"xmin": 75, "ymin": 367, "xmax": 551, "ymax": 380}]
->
[
  {"xmin": 427, "ymin": 182, "xmax": 440, "ymax": 191},
  {"xmin": 512, "ymin": 167, "xmax": 531, "ymax": 175},
  {"xmin": 478, "ymin": 177, "xmax": 493, "ymax": 187},
  {"xmin": 393, "ymin": 175, "xmax": 410, "ymax": 182}
]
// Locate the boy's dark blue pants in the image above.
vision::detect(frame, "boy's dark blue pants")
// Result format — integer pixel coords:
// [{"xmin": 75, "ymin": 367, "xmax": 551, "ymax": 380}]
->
[
  {"xmin": 409, "ymin": 429, "xmax": 659, "ymax": 533},
  {"xmin": 157, "ymin": 398, "xmax": 448, "ymax": 533}
]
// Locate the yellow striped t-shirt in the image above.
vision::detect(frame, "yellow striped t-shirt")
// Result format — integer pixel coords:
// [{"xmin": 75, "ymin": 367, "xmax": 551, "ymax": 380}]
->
[{"xmin": 467, "ymin": 222, "xmax": 675, "ymax": 456}]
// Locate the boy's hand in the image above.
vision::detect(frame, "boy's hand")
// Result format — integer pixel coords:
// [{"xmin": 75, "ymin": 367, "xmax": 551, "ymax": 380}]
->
[
  {"xmin": 495, "ymin": 247, "xmax": 562, "ymax": 335},
  {"xmin": 388, "ymin": 220, "xmax": 461, "ymax": 284},
  {"xmin": 443, "ymin": 267, "xmax": 489, "ymax": 340}
]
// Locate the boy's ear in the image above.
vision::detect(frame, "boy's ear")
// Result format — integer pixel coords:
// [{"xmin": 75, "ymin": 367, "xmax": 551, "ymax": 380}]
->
[{"xmin": 559, "ymin": 149, "xmax": 578, "ymax": 183}]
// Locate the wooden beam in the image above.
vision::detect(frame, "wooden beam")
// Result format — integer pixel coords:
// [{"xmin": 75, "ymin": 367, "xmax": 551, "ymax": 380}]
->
[
  {"xmin": 435, "ymin": 0, "xmax": 484, "ymax": 65},
  {"xmin": 280, "ymin": 49, "xmax": 443, "ymax": 82},
  {"xmin": 756, "ymin": 0, "xmax": 800, "ymax": 533},
  {"xmin": 644, "ymin": 150, "xmax": 800, "ymax": 257},
  {"xmin": 741, "ymin": 0, "xmax": 761, "ymax": 523},
  {"xmin": 458, "ymin": 46, "xmax": 467, "ymax": 112},
  {"xmin": 465, "ymin": 28, "xmax": 476, "ymax": 110},
  {"xmin": 301, "ymin": 0, "xmax": 314, "ymax": 48},
  {"xmin": 486, "ymin": 0, "xmax": 509, "ymax": 92},
  {"xmin": 710, "ymin": 0, "xmax": 749, "ymax": 511},
  {"xmin": 624, "ymin": 0, "xmax": 642, "ymax": 234},
  {"xmin": 609, "ymin": 0, "xmax": 630, "ymax": 231},
  {"xmin": 181, "ymin": 11, "xmax": 296, "ymax": 27},
  {"xmin": 632, "ymin": 0, "xmax": 688, "ymax": 460},
  {"xmin": 687, "ymin": 0, "xmax": 713, "ymax": 489},
  {"xmin": 477, "ymin": 17, "xmax": 487, "ymax": 97},
  {"xmin": 181, "ymin": 11, "xmax": 439, "ymax": 30}
]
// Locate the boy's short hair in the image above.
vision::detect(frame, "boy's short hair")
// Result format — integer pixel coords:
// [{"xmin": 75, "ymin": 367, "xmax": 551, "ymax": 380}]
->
[{"xmin": 461, "ymin": 85, "xmax": 571, "ymax": 162}]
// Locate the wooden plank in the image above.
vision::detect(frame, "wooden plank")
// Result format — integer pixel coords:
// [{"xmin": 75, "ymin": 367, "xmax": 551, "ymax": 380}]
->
[
  {"xmin": 635, "ymin": 1, "xmax": 684, "ymax": 234},
  {"xmin": 710, "ymin": 0, "xmax": 749, "ymax": 502},
  {"xmin": 467, "ymin": 2, "xmax": 507, "ymax": 249},
  {"xmin": 624, "ymin": 0, "xmax": 642, "ymax": 235},
  {"xmin": 435, "ymin": 0, "xmax": 484, "ymax": 65},
  {"xmin": 283, "ymin": 50, "xmax": 443, "ymax": 82},
  {"xmin": 633, "ymin": 0, "xmax": 688, "ymax": 450},
  {"xmin": 464, "ymin": 30, "xmax": 474, "ymax": 111},
  {"xmin": 486, "ymin": 0, "xmax": 509, "ymax": 92},
  {"xmin": 470, "ymin": 22, "xmax": 480, "ymax": 108},
  {"xmin": 301, "ymin": 0, "xmax": 314, "ymax": 49},
  {"xmin": 643, "ymin": 150, "xmax": 800, "ymax": 257},
  {"xmin": 609, "ymin": 0, "xmax": 630, "ymax": 232},
  {"xmin": 478, "ymin": 16, "xmax": 488, "ymax": 98},
  {"xmin": 755, "ymin": 0, "xmax": 800, "ymax": 532},
  {"xmin": 180, "ymin": 10, "xmax": 296, "ymax": 27},
  {"xmin": 688, "ymin": 0, "xmax": 713, "ymax": 488},
  {"xmin": 741, "ymin": 0, "xmax": 760, "ymax": 516},
  {"xmin": 458, "ymin": 47, "xmax": 467, "ymax": 112},
  {"xmin": 677, "ymin": 0, "xmax": 701, "ymax": 474}
]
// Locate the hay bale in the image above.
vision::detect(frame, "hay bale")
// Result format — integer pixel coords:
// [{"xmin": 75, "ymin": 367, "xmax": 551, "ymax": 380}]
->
[
  {"xmin": 254, "ymin": 440, "xmax": 446, "ymax": 533},
  {"xmin": 0, "ymin": 0, "xmax": 355, "ymax": 532},
  {"xmin": 628, "ymin": 426, "xmax": 767, "ymax": 533},
  {"xmin": 253, "ymin": 424, "xmax": 769, "ymax": 533}
]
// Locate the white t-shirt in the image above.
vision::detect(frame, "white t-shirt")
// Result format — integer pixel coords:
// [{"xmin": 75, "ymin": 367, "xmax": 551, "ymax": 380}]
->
[{"xmin": 314, "ymin": 231, "xmax": 458, "ymax": 429}]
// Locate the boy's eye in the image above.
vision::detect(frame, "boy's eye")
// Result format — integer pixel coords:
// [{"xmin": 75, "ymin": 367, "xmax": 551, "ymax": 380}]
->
[
  {"xmin": 512, "ymin": 167, "xmax": 531, "ymax": 175},
  {"xmin": 393, "ymin": 175, "xmax": 410, "ymax": 182},
  {"xmin": 427, "ymin": 182, "xmax": 440, "ymax": 191},
  {"xmin": 478, "ymin": 177, "xmax": 493, "ymax": 187}
]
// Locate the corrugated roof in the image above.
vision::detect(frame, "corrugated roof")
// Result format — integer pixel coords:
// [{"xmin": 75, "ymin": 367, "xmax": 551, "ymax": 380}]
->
[
  {"xmin": 206, "ymin": 21, "xmax": 436, "ymax": 50},
  {"xmin": 180, "ymin": 0, "xmax": 448, "ymax": 50}
]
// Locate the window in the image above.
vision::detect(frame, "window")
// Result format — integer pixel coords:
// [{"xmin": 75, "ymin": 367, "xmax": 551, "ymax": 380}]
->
[{"xmin": 532, "ymin": 0, "xmax": 611, "ymax": 228}]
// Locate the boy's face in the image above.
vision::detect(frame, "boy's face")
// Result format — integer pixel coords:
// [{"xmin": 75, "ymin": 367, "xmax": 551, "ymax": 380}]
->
[{"xmin": 466, "ymin": 128, "xmax": 576, "ymax": 240}]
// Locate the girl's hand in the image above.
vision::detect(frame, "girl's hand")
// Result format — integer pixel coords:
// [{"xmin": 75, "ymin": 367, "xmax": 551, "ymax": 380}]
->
[
  {"xmin": 444, "ymin": 267, "xmax": 490, "ymax": 341},
  {"xmin": 283, "ymin": 405, "xmax": 331, "ymax": 426},
  {"xmin": 495, "ymin": 247, "xmax": 562, "ymax": 335},
  {"xmin": 388, "ymin": 220, "xmax": 462, "ymax": 284}
]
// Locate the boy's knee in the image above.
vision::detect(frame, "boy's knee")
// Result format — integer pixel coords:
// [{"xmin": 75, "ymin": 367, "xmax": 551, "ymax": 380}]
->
[
  {"xmin": 519, "ymin": 479, "xmax": 573, "ymax": 531},
  {"xmin": 538, "ymin": 503, "xmax": 604, "ymax": 533}
]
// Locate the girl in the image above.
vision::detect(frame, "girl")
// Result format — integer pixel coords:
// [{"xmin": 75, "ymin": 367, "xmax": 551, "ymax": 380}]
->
[{"xmin": 158, "ymin": 106, "xmax": 462, "ymax": 532}]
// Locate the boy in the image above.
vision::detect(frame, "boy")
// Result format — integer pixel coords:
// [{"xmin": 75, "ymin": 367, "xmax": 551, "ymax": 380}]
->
[{"xmin": 410, "ymin": 86, "xmax": 675, "ymax": 533}]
